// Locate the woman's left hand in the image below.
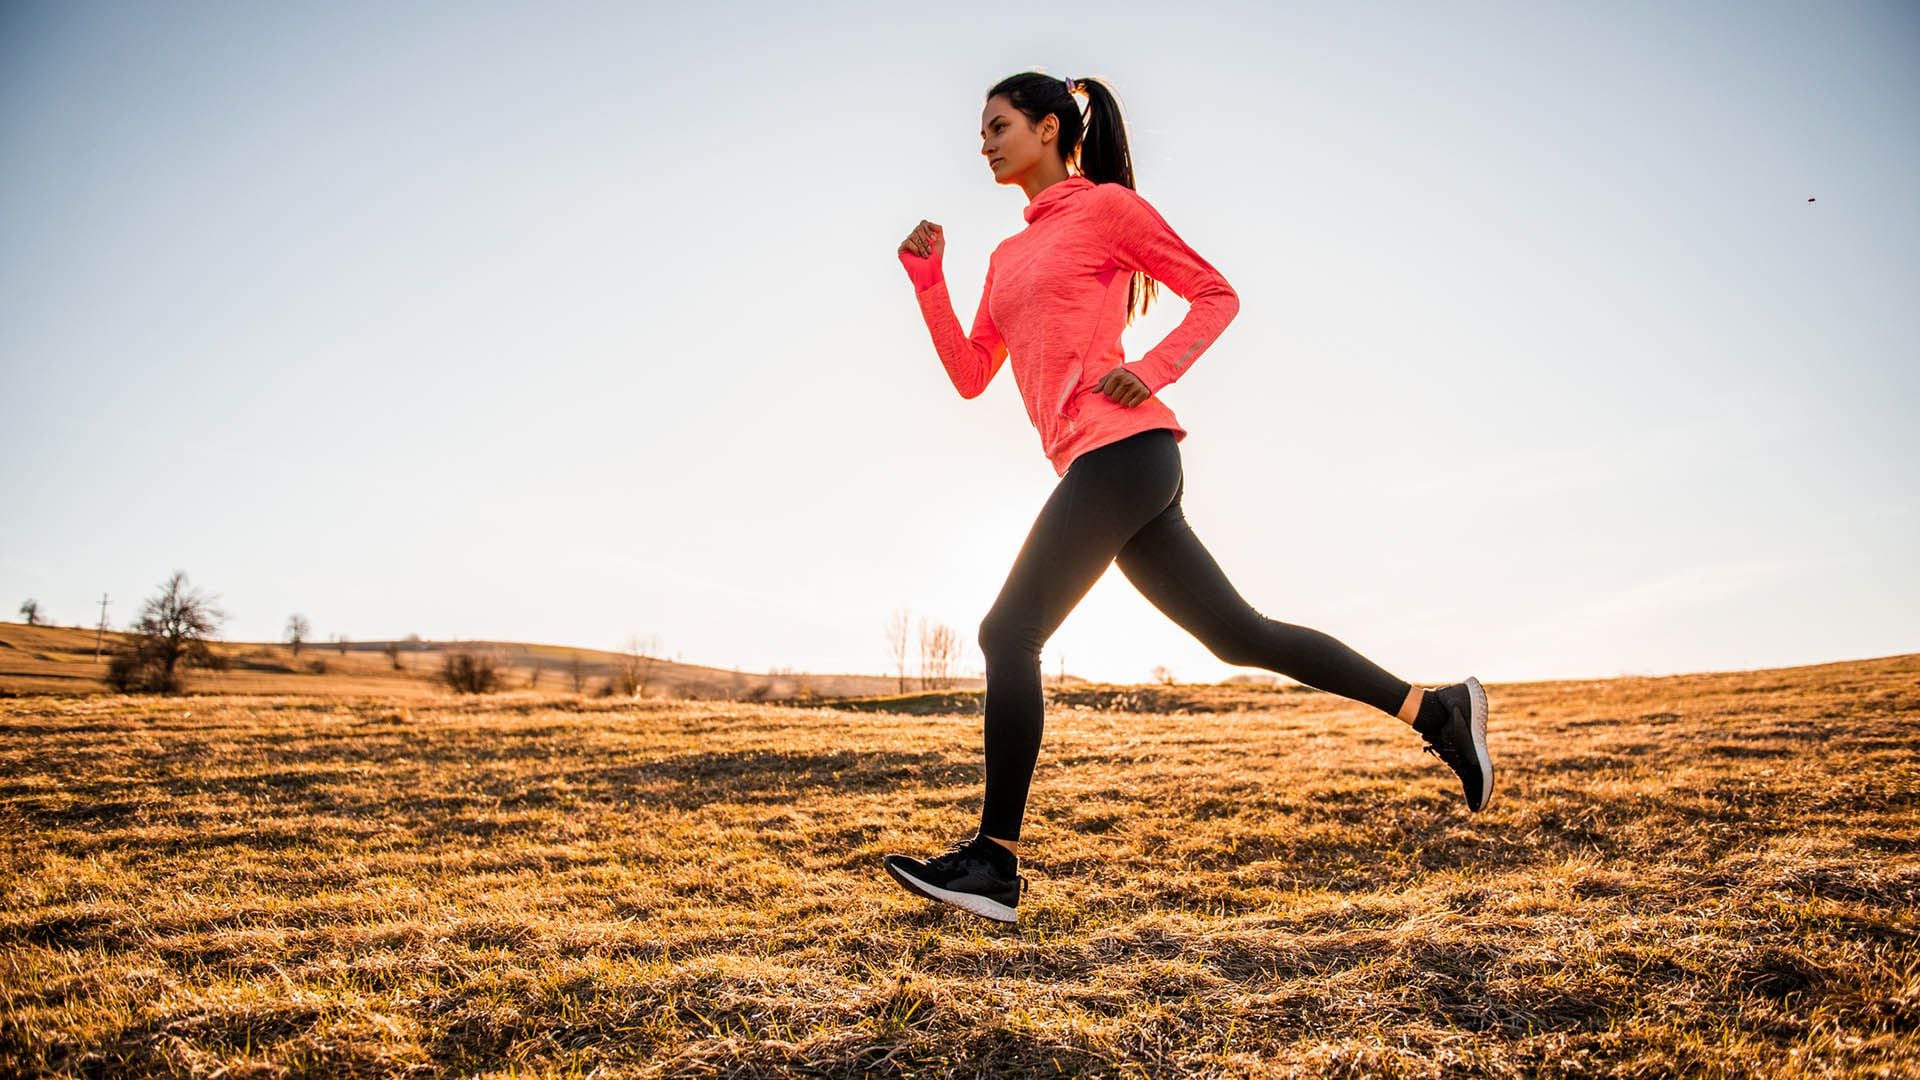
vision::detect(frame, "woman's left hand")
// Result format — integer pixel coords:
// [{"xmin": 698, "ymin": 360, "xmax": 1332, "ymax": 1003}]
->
[{"xmin": 1097, "ymin": 368, "xmax": 1152, "ymax": 407}]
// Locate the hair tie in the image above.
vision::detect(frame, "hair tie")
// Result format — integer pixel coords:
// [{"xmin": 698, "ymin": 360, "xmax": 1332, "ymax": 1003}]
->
[{"xmin": 1063, "ymin": 76, "xmax": 1078, "ymax": 94}]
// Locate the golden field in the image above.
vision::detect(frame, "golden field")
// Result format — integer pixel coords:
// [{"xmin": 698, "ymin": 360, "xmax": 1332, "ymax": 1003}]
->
[{"xmin": 2, "ymin": 653, "xmax": 1916, "ymax": 1077}]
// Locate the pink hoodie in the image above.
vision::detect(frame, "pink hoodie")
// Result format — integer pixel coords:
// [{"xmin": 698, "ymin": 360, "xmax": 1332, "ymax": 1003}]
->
[{"xmin": 899, "ymin": 175, "xmax": 1240, "ymax": 476}]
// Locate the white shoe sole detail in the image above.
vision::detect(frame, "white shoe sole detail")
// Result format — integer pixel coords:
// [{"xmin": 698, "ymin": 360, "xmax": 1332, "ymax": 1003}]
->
[
  {"xmin": 1465, "ymin": 675, "xmax": 1493, "ymax": 811},
  {"xmin": 885, "ymin": 861, "xmax": 1019, "ymax": 923}
]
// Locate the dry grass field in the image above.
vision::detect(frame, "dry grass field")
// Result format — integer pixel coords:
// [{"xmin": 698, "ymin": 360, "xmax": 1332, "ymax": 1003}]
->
[{"xmin": 2, "ymin": 654, "xmax": 1916, "ymax": 1077}]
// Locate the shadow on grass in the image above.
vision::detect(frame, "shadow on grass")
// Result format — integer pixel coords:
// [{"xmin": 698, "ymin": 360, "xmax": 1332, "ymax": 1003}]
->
[
  {"xmin": 591, "ymin": 747, "xmax": 979, "ymax": 810},
  {"xmin": 11, "ymin": 747, "xmax": 982, "ymax": 846}
]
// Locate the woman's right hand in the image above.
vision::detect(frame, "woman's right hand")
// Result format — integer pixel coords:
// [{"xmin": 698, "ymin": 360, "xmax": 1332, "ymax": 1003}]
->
[
  {"xmin": 898, "ymin": 219, "xmax": 945, "ymax": 260},
  {"xmin": 897, "ymin": 220, "xmax": 945, "ymax": 292}
]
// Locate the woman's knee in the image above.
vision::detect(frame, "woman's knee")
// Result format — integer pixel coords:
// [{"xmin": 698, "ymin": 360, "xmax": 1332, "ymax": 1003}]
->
[
  {"xmin": 1197, "ymin": 616, "xmax": 1273, "ymax": 669},
  {"xmin": 1205, "ymin": 638, "xmax": 1262, "ymax": 669},
  {"xmin": 978, "ymin": 610, "xmax": 1042, "ymax": 661}
]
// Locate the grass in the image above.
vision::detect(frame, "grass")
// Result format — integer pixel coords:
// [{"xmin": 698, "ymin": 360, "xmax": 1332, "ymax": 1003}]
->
[{"xmin": 2, "ymin": 654, "xmax": 1916, "ymax": 1077}]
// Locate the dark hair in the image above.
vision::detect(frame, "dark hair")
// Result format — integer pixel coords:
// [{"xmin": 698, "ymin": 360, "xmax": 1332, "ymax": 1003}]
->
[{"xmin": 985, "ymin": 70, "xmax": 1159, "ymax": 326}]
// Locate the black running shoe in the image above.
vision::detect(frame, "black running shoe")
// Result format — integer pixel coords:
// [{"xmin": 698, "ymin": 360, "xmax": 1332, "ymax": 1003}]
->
[
  {"xmin": 1420, "ymin": 676, "xmax": 1493, "ymax": 811},
  {"xmin": 882, "ymin": 834, "xmax": 1026, "ymax": 924}
]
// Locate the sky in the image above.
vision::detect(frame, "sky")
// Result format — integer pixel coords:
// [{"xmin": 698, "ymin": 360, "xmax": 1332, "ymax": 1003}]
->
[{"xmin": 2, "ymin": 0, "xmax": 1915, "ymax": 689}]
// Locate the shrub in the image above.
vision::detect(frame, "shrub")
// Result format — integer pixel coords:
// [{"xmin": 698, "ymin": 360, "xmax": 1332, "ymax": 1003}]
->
[{"xmin": 437, "ymin": 648, "xmax": 503, "ymax": 694}]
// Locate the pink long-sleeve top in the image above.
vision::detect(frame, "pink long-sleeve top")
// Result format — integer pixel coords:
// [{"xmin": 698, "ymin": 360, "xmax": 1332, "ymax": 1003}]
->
[{"xmin": 898, "ymin": 174, "xmax": 1240, "ymax": 476}]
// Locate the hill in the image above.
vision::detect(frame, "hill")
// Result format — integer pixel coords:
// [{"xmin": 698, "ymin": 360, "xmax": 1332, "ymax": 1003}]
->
[{"xmin": 0, "ymin": 620, "xmax": 947, "ymax": 701}]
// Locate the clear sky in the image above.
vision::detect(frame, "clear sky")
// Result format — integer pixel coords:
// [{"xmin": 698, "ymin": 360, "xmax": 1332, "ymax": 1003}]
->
[{"xmin": 3, "ymin": 1, "xmax": 1915, "ymax": 688}]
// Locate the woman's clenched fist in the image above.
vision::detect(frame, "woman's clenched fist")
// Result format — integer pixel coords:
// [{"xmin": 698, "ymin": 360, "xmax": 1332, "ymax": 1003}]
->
[{"xmin": 897, "ymin": 220, "xmax": 946, "ymax": 292}]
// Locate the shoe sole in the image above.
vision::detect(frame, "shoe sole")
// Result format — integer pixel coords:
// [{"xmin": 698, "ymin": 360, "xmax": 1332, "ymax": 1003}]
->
[
  {"xmin": 883, "ymin": 858, "xmax": 1019, "ymax": 923},
  {"xmin": 1465, "ymin": 675, "xmax": 1493, "ymax": 812}
]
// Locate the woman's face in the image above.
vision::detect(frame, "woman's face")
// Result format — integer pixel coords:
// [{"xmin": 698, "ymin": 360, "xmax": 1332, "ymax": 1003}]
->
[{"xmin": 980, "ymin": 94, "xmax": 1056, "ymax": 185}]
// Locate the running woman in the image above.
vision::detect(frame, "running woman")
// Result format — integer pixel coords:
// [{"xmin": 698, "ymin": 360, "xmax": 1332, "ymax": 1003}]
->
[{"xmin": 884, "ymin": 72, "xmax": 1491, "ymax": 925}]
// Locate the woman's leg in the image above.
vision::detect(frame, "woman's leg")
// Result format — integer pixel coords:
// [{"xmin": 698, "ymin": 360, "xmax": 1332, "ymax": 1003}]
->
[
  {"xmin": 975, "ymin": 429, "xmax": 1182, "ymax": 846},
  {"xmin": 1115, "ymin": 470, "xmax": 1416, "ymax": 717}
]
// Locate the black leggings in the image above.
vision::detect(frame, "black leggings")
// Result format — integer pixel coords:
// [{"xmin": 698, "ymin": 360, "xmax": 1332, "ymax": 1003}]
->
[{"xmin": 975, "ymin": 427, "xmax": 1416, "ymax": 842}]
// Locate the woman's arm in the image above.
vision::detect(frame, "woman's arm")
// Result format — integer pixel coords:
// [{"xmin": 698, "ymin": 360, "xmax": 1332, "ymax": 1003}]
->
[
  {"xmin": 898, "ymin": 247, "xmax": 1009, "ymax": 400},
  {"xmin": 1097, "ymin": 185, "xmax": 1240, "ymax": 395}
]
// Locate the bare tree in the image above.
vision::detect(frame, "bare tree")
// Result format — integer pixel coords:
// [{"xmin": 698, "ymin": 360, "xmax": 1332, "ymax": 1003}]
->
[
  {"xmin": 18, "ymin": 599, "xmax": 44, "ymax": 626},
  {"xmin": 383, "ymin": 640, "xmax": 403, "ymax": 670},
  {"xmin": 613, "ymin": 633, "xmax": 660, "ymax": 697},
  {"xmin": 284, "ymin": 614, "xmax": 311, "ymax": 656},
  {"xmin": 921, "ymin": 620, "xmax": 963, "ymax": 689},
  {"xmin": 1152, "ymin": 664, "xmax": 1177, "ymax": 686},
  {"xmin": 885, "ymin": 606, "xmax": 911, "ymax": 693},
  {"xmin": 567, "ymin": 653, "xmax": 587, "ymax": 693},
  {"xmin": 336, "ymin": 633, "xmax": 349, "ymax": 656},
  {"xmin": 915, "ymin": 615, "xmax": 931, "ymax": 691},
  {"xmin": 106, "ymin": 570, "xmax": 228, "ymax": 694}
]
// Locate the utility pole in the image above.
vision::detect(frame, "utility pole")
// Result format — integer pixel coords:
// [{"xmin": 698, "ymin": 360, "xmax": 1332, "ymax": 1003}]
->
[{"xmin": 93, "ymin": 592, "xmax": 110, "ymax": 659}]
